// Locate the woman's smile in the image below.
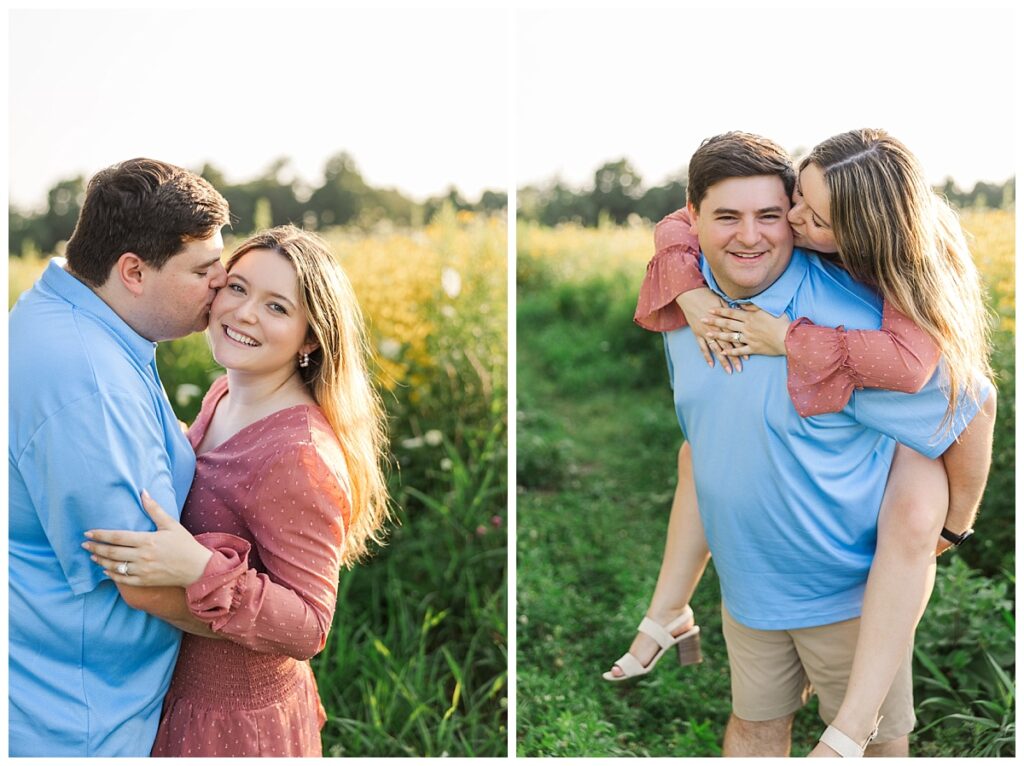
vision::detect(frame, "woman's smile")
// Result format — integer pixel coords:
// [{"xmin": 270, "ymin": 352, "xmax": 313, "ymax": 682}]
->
[{"xmin": 223, "ymin": 324, "xmax": 261, "ymax": 347}]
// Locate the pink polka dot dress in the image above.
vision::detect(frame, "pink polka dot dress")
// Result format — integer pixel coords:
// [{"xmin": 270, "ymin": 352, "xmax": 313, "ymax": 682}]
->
[
  {"xmin": 150, "ymin": 376, "xmax": 350, "ymax": 757},
  {"xmin": 634, "ymin": 208, "xmax": 941, "ymax": 415}
]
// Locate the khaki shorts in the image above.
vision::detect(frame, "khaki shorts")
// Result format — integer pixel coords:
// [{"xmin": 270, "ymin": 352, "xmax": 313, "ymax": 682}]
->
[{"xmin": 721, "ymin": 605, "xmax": 915, "ymax": 743}]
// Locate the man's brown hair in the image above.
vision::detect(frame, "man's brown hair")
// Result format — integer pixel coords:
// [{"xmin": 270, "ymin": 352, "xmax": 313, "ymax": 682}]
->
[
  {"xmin": 65, "ymin": 158, "xmax": 230, "ymax": 286},
  {"xmin": 687, "ymin": 132, "xmax": 796, "ymax": 211}
]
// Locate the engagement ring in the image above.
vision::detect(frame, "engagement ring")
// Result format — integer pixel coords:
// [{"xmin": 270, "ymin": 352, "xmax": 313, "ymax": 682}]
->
[
  {"xmin": 116, "ymin": 561, "xmax": 129, "ymax": 576},
  {"xmin": 733, "ymin": 332, "xmax": 743, "ymax": 343}
]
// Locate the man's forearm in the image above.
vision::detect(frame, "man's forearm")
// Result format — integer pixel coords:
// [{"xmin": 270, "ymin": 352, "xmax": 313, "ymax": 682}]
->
[
  {"xmin": 116, "ymin": 584, "xmax": 221, "ymax": 639},
  {"xmin": 941, "ymin": 388, "xmax": 997, "ymax": 535}
]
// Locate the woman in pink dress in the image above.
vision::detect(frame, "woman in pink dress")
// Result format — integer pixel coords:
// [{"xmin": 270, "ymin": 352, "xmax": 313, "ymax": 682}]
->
[{"xmin": 83, "ymin": 226, "xmax": 390, "ymax": 756}]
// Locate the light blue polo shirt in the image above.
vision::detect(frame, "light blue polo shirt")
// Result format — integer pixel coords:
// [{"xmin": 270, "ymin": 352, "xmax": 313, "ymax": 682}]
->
[
  {"xmin": 664, "ymin": 248, "xmax": 990, "ymax": 630},
  {"xmin": 9, "ymin": 259, "xmax": 196, "ymax": 756}
]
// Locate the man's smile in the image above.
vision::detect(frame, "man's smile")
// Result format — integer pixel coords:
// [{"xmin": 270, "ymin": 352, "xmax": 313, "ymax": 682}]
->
[{"xmin": 728, "ymin": 250, "xmax": 768, "ymax": 261}]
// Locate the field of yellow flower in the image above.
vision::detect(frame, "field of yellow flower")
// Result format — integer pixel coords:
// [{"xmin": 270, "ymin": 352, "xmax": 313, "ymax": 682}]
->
[
  {"xmin": 962, "ymin": 209, "xmax": 1014, "ymax": 333},
  {"xmin": 519, "ymin": 209, "xmax": 1013, "ymax": 323}
]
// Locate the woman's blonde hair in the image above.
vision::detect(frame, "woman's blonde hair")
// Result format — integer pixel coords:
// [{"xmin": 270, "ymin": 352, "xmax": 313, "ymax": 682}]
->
[
  {"xmin": 228, "ymin": 226, "xmax": 391, "ymax": 566},
  {"xmin": 803, "ymin": 129, "xmax": 992, "ymax": 431}
]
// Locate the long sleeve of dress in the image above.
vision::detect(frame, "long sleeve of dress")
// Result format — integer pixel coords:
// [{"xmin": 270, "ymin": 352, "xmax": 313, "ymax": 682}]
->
[
  {"xmin": 633, "ymin": 209, "xmax": 706, "ymax": 332},
  {"xmin": 184, "ymin": 442, "xmax": 349, "ymax": 661},
  {"xmin": 634, "ymin": 207, "xmax": 941, "ymax": 415},
  {"xmin": 785, "ymin": 300, "xmax": 941, "ymax": 416}
]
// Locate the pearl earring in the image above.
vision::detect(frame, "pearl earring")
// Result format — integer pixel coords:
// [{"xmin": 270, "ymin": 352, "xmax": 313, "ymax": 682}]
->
[{"xmin": 299, "ymin": 352, "xmax": 309, "ymax": 368}]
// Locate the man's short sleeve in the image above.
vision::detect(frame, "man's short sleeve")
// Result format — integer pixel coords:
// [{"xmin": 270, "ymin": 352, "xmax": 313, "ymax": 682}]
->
[
  {"xmin": 16, "ymin": 389, "xmax": 183, "ymax": 595},
  {"xmin": 852, "ymin": 366, "xmax": 993, "ymax": 459}
]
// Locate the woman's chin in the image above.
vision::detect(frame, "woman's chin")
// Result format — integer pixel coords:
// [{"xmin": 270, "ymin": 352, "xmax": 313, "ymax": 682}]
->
[
  {"xmin": 209, "ymin": 343, "xmax": 247, "ymax": 373},
  {"xmin": 207, "ymin": 341, "xmax": 227, "ymax": 369}
]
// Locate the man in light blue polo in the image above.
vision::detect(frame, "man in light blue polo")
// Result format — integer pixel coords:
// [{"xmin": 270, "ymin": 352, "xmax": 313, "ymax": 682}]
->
[
  {"xmin": 9, "ymin": 159, "xmax": 230, "ymax": 756},
  {"xmin": 661, "ymin": 133, "xmax": 993, "ymax": 757}
]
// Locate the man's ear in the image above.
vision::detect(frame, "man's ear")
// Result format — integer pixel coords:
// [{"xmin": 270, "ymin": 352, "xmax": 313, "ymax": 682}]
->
[
  {"xmin": 114, "ymin": 253, "xmax": 147, "ymax": 297},
  {"xmin": 686, "ymin": 201, "xmax": 699, "ymax": 235}
]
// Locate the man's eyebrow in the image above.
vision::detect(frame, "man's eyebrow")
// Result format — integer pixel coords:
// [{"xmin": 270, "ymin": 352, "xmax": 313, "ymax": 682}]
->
[
  {"xmin": 227, "ymin": 273, "xmax": 296, "ymax": 305},
  {"xmin": 711, "ymin": 206, "xmax": 786, "ymax": 215},
  {"xmin": 196, "ymin": 256, "xmax": 223, "ymax": 269}
]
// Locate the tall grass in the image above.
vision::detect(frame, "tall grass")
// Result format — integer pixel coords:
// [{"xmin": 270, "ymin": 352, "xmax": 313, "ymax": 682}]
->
[{"xmin": 318, "ymin": 419, "xmax": 507, "ymax": 756}]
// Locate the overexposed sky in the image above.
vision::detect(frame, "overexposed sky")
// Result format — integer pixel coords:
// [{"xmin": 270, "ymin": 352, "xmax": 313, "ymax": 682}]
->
[
  {"xmin": 9, "ymin": 8, "xmax": 510, "ymax": 210},
  {"xmin": 517, "ymin": 6, "xmax": 1016, "ymax": 191},
  {"xmin": 8, "ymin": 7, "xmax": 1018, "ymax": 210}
]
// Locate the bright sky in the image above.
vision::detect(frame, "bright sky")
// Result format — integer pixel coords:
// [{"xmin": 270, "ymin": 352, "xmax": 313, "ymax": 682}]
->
[
  {"xmin": 516, "ymin": 6, "xmax": 1016, "ymax": 192},
  {"xmin": 9, "ymin": 8, "xmax": 510, "ymax": 210},
  {"xmin": 8, "ymin": 6, "xmax": 1018, "ymax": 211}
]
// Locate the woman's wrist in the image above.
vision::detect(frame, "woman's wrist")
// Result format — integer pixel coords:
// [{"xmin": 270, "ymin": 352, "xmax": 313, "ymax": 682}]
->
[
  {"xmin": 675, "ymin": 289, "xmax": 703, "ymax": 316},
  {"xmin": 184, "ymin": 544, "xmax": 215, "ymax": 586},
  {"xmin": 775, "ymin": 322, "xmax": 790, "ymax": 356}
]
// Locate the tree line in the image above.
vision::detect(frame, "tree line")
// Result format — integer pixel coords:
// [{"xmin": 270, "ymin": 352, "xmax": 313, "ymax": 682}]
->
[
  {"xmin": 9, "ymin": 153, "xmax": 1014, "ymax": 256},
  {"xmin": 518, "ymin": 158, "xmax": 1015, "ymax": 227},
  {"xmin": 9, "ymin": 152, "xmax": 507, "ymax": 258}
]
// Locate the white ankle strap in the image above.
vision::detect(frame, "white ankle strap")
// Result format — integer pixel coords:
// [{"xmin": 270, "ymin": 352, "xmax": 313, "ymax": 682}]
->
[
  {"xmin": 819, "ymin": 717, "xmax": 882, "ymax": 758},
  {"xmin": 636, "ymin": 607, "xmax": 693, "ymax": 650},
  {"xmin": 636, "ymin": 617, "xmax": 674, "ymax": 649}
]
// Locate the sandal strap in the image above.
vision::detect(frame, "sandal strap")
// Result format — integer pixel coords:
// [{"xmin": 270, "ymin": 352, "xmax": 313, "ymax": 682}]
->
[
  {"xmin": 819, "ymin": 717, "xmax": 882, "ymax": 758},
  {"xmin": 664, "ymin": 605, "xmax": 694, "ymax": 632},
  {"xmin": 612, "ymin": 652, "xmax": 645, "ymax": 677},
  {"xmin": 637, "ymin": 617, "xmax": 675, "ymax": 649},
  {"xmin": 636, "ymin": 607, "xmax": 693, "ymax": 649},
  {"xmin": 819, "ymin": 726, "xmax": 865, "ymax": 757}
]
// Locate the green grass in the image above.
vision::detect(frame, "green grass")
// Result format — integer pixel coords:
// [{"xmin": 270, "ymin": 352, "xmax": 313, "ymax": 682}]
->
[
  {"xmin": 516, "ymin": 270, "xmax": 1014, "ymax": 757},
  {"xmin": 516, "ymin": 287, "xmax": 828, "ymax": 756},
  {"xmin": 316, "ymin": 417, "xmax": 507, "ymax": 756}
]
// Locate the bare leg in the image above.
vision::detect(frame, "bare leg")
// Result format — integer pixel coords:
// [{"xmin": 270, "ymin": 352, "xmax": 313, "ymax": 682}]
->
[
  {"xmin": 865, "ymin": 735, "xmax": 909, "ymax": 757},
  {"xmin": 809, "ymin": 446, "xmax": 947, "ymax": 756},
  {"xmin": 939, "ymin": 389, "xmax": 996, "ymax": 546},
  {"xmin": 724, "ymin": 713, "xmax": 793, "ymax": 757},
  {"xmin": 609, "ymin": 441, "xmax": 711, "ymax": 676}
]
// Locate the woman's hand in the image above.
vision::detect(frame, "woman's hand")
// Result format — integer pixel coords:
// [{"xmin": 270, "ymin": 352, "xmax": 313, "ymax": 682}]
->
[
  {"xmin": 701, "ymin": 304, "xmax": 791, "ymax": 357},
  {"xmin": 676, "ymin": 288, "xmax": 747, "ymax": 373},
  {"xmin": 82, "ymin": 490, "xmax": 213, "ymax": 588}
]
